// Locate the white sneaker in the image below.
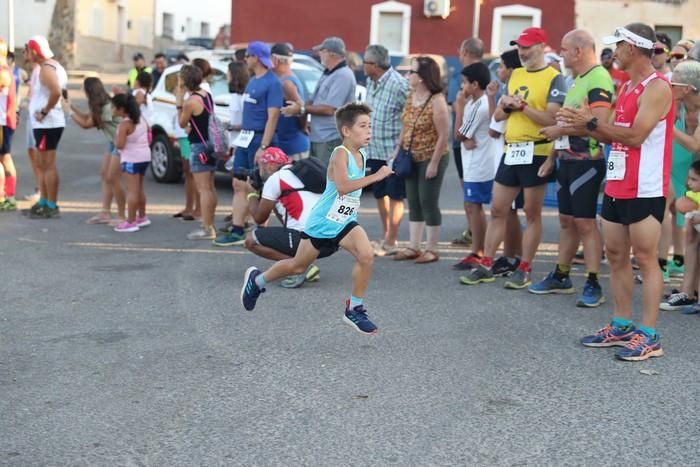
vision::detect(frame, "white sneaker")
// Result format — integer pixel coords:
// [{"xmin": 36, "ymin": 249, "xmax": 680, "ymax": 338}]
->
[{"xmin": 187, "ymin": 225, "xmax": 216, "ymax": 240}]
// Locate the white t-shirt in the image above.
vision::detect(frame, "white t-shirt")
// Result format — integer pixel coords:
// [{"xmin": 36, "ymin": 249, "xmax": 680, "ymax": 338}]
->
[
  {"xmin": 132, "ymin": 88, "xmax": 153, "ymax": 123},
  {"xmin": 489, "ymin": 96, "xmax": 508, "ymax": 174},
  {"xmin": 229, "ymin": 93, "xmax": 243, "ymax": 148},
  {"xmin": 261, "ymin": 165, "xmax": 322, "ymax": 232},
  {"xmin": 459, "ymin": 94, "xmax": 496, "ymax": 183}
]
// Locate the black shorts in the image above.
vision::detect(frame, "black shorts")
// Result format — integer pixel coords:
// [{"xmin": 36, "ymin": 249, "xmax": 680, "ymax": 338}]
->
[
  {"xmin": 253, "ymin": 227, "xmax": 301, "ymax": 258},
  {"xmin": 495, "ymin": 155, "xmax": 556, "ymax": 188},
  {"xmin": 301, "ymin": 221, "xmax": 359, "ymax": 258},
  {"xmin": 0, "ymin": 126, "xmax": 14, "ymax": 154},
  {"xmin": 34, "ymin": 127, "xmax": 64, "ymax": 151},
  {"xmin": 601, "ymin": 195, "xmax": 665, "ymax": 225},
  {"xmin": 453, "ymin": 142, "xmax": 463, "ymax": 181},
  {"xmin": 366, "ymin": 159, "xmax": 405, "ymax": 200},
  {"xmin": 557, "ymin": 159, "xmax": 605, "ymax": 219}
]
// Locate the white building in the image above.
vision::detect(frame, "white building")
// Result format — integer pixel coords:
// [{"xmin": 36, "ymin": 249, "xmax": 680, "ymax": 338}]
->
[
  {"xmin": 0, "ymin": 0, "xmax": 56, "ymax": 49},
  {"xmin": 155, "ymin": 0, "xmax": 231, "ymax": 46}
]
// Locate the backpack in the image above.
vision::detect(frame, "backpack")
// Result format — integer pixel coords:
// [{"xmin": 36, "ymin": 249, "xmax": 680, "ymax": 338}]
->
[
  {"xmin": 191, "ymin": 92, "xmax": 230, "ymax": 157},
  {"xmin": 280, "ymin": 158, "xmax": 327, "ymax": 197}
]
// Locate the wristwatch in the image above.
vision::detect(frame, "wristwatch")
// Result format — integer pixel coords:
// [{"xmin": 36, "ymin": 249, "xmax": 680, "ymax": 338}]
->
[
  {"xmin": 260, "ymin": 143, "xmax": 269, "ymax": 150},
  {"xmin": 586, "ymin": 117, "xmax": 599, "ymax": 132},
  {"xmin": 299, "ymin": 104, "xmax": 306, "ymax": 115}
]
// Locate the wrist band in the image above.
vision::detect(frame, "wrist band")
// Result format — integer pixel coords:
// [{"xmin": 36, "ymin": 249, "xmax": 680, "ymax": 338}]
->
[{"xmin": 247, "ymin": 192, "xmax": 260, "ymax": 201}]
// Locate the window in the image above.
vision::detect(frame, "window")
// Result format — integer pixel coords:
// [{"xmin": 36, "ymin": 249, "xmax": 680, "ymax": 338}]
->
[
  {"xmin": 370, "ymin": 1, "xmax": 411, "ymax": 56},
  {"xmin": 90, "ymin": 6, "xmax": 104, "ymax": 37},
  {"xmin": 201, "ymin": 22, "xmax": 210, "ymax": 38},
  {"xmin": 162, "ymin": 13, "xmax": 174, "ymax": 39},
  {"xmin": 655, "ymin": 25, "xmax": 683, "ymax": 47},
  {"xmin": 490, "ymin": 5, "xmax": 542, "ymax": 55},
  {"xmin": 139, "ymin": 19, "xmax": 152, "ymax": 47}
]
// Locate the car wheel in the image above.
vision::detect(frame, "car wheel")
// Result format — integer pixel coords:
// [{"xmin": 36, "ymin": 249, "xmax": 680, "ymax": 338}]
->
[{"xmin": 150, "ymin": 133, "xmax": 181, "ymax": 183}]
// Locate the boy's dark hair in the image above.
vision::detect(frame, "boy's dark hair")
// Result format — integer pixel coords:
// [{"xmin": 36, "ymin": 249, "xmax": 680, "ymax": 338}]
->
[
  {"xmin": 691, "ymin": 159, "xmax": 700, "ymax": 175},
  {"xmin": 335, "ymin": 102, "xmax": 371, "ymax": 135},
  {"xmin": 461, "ymin": 62, "xmax": 491, "ymax": 90},
  {"xmin": 500, "ymin": 49, "xmax": 522, "ymax": 69},
  {"xmin": 135, "ymin": 70, "xmax": 152, "ymax": 91},
  {"xmin": 111, "ymin": 93, "xmax": 141, "ymax": 122},
  {"xmin": 154, "ymin": 52, "xmax": 166, "ymax": 60}
]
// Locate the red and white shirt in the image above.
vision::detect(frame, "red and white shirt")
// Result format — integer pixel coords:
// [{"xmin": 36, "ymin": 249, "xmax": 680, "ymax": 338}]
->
[
  {"xmin": 261, "ymin": 165, "xmax": 321, "ymax": 231},
  {"xmin": 606, "ymin": 72, "xmax": 674, "ymax": 199}
]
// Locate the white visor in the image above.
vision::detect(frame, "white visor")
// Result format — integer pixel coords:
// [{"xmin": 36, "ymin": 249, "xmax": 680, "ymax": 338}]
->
[{"xmin": 602, "ymin": 27, "xmax": 654, "ymax": 50}]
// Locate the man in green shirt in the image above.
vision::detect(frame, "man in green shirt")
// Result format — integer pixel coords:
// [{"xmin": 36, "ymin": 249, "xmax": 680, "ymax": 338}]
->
[
  {"xmin": 529, "ymin": 29, "xmax": 615, "ymax": 308},
  {"xmin": 127, "ymin": 53, "xmax": 152, "ymax": 89}
]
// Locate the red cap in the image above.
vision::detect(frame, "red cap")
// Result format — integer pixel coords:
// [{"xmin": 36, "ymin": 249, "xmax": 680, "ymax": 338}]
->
[
  {"xmin": 510, "ymin": 27, "xmax": 548, "ymax": 47},
  {"xmin": 259, "ymin": 147, "xmax": 290, "ymax": 165}
]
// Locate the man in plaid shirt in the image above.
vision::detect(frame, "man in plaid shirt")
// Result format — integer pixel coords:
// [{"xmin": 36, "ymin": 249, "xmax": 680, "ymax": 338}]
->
[{"xmin": 363, "ymin": 44, "xmax": 409, "ymax": 256}]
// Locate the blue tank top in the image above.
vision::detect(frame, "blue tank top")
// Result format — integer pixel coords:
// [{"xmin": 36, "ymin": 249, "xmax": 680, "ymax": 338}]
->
[
  {"xmin": 276, "ymin": 75, "xmax": 309, "ymax": 155},
  {"xmin": 304, "ymin": 145, "xmax": 366, "ymax": 238}
]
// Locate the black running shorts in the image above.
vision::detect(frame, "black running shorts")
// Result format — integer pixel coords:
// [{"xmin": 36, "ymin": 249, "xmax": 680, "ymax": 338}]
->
[
  {"xmin": 495, "ymin": 155, "xmax": 556, "ymax": 188},
  {"xmin": 301, "ymin": 222, "xmax": 359, "ymax": 258},
  {"xmin": 557, "ymin": 159, "xmax": 605, "ymax": 219},
  {"xmin": 601, "ymin": 195, "xmax": 665, "ymax": 225}
]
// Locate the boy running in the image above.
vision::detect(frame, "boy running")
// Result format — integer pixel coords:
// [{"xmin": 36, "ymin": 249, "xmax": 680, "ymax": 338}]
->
[{"xmin": 240, "ymin": 103, "xmax": 393, "ymax": 334}]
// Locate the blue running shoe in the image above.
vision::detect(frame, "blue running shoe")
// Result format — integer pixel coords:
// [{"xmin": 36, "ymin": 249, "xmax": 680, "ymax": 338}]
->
[
  {"xmin": 576, "ymin": 281, "xmax": 606, "ymax": 308},
  {"xmin": 681, "ymin": 303, "xmax": 700, "ymax": 315},
  {"xmin": 240, "ymin": 267, "xmax": 265, "ymax": 311},
  {"xmin": 528, "ymin": 271, "xmax": 575, "ymax": 294},
  {"xmin": 343, "ymin": 299, "xmax": 378, "ymax": 335},
  {"xmin": 581, "ymin": 324, "xmax": 636, "ymax": 347},
  {"xmin": 615, "ymin": 330, "xmax": 664, "ymax": 361}
]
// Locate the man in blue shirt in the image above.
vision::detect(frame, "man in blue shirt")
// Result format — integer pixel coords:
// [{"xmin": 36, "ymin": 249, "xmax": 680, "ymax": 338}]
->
[{"xmin": 216, "ymin": 41, "xmax": 283, "ymax": 247}]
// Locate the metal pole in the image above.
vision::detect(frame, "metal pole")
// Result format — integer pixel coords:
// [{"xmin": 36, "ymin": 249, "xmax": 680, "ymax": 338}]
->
[
  {"xmin": 472, "ymin": 0, "xmax": 481, "ymax": 39},
  {"xmin": 8, "ymin": 0, "xmax": 15, "ymax": 50}
]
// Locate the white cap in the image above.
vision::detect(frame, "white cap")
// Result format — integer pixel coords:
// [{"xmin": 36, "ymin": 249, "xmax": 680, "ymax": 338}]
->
[
  {"xmin": 602, "ymin": 27, "xmax": 654, "ymax": 50},
  {"xmin": 27, "ymin": 35, "xmax": 54, "ymax": 59}
]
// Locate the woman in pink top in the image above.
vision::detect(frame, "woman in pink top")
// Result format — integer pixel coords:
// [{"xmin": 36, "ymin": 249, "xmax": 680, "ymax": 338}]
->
[{"xmin": 111, "ymin": 93, "xmax": 151, "ymax": 233}]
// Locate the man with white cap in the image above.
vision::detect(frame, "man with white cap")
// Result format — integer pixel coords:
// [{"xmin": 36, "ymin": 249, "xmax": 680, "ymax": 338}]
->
[
  {"xmin": 282, "ymin": 36, "xmax": 356, "ymax": 165},
  {"xmin": 25, "ymin": 35, "xmax": 67, "ymax": 219},
  {"xmin": 559, "ymin": 23, "xmax": 674, "ymax": 361}
]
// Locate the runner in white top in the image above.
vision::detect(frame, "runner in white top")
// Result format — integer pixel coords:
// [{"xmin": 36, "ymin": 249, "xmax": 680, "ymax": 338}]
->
[{"xmin": 25, "ymin": 35, "xmax": 67, "ymax": 219}]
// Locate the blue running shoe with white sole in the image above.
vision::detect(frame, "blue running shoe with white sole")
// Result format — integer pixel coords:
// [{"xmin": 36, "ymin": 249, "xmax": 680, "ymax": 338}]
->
[
  {"xmin": 528, "ymin": 272, "xmax": 575, "ymax": 294},
  {"xmin": 576, "ymin": 281, "xmax": 606, "ymax": 308},
  {"xmin": 581, "ymin": 324, "xmax": 636, "ymax": 347},
  {"xmin": 682, "ymin": 303, "xmax": 700, "ymax": 315},
  {"xmin": 614, "ymin": 331, "xmax": 664, "ymax": 361},
  {"xmin": 240, "ymin": 267, "xmax": 265, "ymax": 311},
  {"xmin": 343, "ymin": 299, "xmax": 378, "ymax": 335}
]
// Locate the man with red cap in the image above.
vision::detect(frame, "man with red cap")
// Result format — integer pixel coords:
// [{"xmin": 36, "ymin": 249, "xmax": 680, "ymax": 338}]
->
[
  {"xmin": 461, "ymin": 27, "xmax": 568, "ymax": 289},
  {"xmin": 25, "ymin": 35, "xmax": 67, "ymax": 219},
  {"xmin": 242, "ymin": 146, "xmax": 324, "ymax": 288}
]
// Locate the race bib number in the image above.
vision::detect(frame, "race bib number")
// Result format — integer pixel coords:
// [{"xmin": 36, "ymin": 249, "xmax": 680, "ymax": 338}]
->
[
  {"xmin": 326, "ymin": 195, "xmax": 360, "ymax": 224},
  {"xmin": 232, "ymin": 130, "xmax": 255, "ymax": 149},
  {"xmin": 554, "ymin": 136, "xmax": 570, "ymax": 150},
  {"xmin": 607, "ymin": 150, "xmax": 626, "ymax": 180},
  {"xmin": 504, "ymin": 142, "xmax": 535, "ymax": 166}
]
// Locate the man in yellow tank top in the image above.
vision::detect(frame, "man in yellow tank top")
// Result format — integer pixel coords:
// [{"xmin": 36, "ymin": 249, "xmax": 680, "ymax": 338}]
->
[{"xmin": 461, "ymin": 27, "xmax": 567, "ymax": 289}]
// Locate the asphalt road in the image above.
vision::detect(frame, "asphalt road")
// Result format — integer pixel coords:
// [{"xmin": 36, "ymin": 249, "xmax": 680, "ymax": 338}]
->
[{"xmin": 2, "ymin": 98, "xmax": 700, "ymax": 466}]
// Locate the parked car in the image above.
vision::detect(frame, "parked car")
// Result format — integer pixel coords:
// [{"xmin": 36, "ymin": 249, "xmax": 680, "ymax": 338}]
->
[{"xmin": 149, "ymin": 60, "xmax": 324, "ymax": 182}]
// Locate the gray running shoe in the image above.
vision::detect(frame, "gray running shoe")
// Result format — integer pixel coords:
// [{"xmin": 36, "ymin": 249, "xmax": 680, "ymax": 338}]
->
[
  {"xmin": 504, "ymin": 269, "xmax": 531, "ymax": 289},
  {"xmin": 459, "ymin": 264, "xmax": 495, "ymax": 285}
]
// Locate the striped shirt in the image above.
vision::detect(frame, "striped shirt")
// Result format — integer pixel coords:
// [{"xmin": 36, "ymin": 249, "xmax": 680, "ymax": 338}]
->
[{"xmin": 365, "ymin": 67, "xmax": 409, "ymax": 161}]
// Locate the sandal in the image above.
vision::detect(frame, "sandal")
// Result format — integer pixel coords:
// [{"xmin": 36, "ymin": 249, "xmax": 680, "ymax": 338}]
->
[
  {"xmin": 415, "ymin": 250, "xmax": 439, "ymax": 264},
  {"xmin": 393, "ymin": 247, "xmax": 421, "ymax": 261},
  {"xmin": 86, "ymin": 213, "xmax": 111, "ymax": 225}
]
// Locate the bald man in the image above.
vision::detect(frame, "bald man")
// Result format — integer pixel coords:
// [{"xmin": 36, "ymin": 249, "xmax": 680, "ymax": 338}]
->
[{"xmin": 530, "ymin": 29, "xmax": 614, "ymax": 308}]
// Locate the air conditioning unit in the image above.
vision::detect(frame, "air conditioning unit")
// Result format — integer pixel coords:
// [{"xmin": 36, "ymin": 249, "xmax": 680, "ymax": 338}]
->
[{"xmin": 424, "ymin": 0, "xmax": 450, "ymax": 18}]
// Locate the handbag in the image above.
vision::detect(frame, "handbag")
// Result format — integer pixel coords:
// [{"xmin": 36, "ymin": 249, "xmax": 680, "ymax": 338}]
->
[{"xmin": 394, "ymin": 95, "xmax": 433, "ymax": 178}]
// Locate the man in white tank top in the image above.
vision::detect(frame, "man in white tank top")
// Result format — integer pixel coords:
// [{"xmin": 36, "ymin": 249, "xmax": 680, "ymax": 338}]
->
[{"xmin": 25, "ymin": 35, "xmax": 67, "ymax": 219}]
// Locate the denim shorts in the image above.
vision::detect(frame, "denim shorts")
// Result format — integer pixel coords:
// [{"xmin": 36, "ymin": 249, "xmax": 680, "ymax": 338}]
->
[
  {"xmin": 189, "ymin": 142, "xmax": 216, "ymax": 173},
  {"xmin": 107, "ymin": 141, "xmax": 119, "ymax": 156},
  {"xmin": 121, "ymin": 161, "xmax": 150, "ymax": 175}
]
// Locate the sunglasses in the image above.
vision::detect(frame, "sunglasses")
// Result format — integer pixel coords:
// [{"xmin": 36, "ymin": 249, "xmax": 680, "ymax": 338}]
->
[
  {"xmin": 670, "ymin": 53, "xmax": 687, "ymax": 60},
  {"xmin": 671, "ymin": 82, "xmax": 699, "ymax": 92},
  {"xmin": 654, "ymin": 48, "xmax": 669, "ymax": 55},
  {"xmin": 407, "ymin": 70, "xmax": 418, "ymax": 75},
  {"xmin": 363, "ymin": 61, "xmax": 376, "ymax": 65}
]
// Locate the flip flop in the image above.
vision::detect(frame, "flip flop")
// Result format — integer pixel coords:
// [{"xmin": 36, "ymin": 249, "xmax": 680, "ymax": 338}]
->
[
  {"xmin": 182, "ymin": 214, "xmax": 197, "ymax": 221},
  {"xmin": 415, "ymin": 250, "xmax": 439, "ymax": 264},
  {"xmin": 86, "ymin": 214, "xmax": 111, "ymax": 225},
  {"xmin": 173, "ymin": 212, "xmax": 186, "ymax": 218}
]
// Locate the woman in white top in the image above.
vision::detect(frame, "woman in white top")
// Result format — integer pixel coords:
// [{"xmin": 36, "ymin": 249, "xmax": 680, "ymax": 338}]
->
[
  {"xmin": 132, "ymin": 70, "xmax": 154, "ymax": 123},
  {"xmin": 223, "ymin": 61, "xmax": 248, "ymax": 226}
]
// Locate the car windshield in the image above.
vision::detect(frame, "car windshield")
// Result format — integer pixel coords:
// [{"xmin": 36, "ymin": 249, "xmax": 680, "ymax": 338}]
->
[{"xmin": 294, "ymin": 67, "xmax": 321, "ymax": 99}]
